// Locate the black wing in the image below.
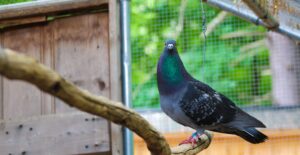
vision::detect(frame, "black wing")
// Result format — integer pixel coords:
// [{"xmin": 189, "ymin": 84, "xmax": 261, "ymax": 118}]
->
[{"xmin": 179, "ymin": 81, "xmax": 237, "ymax": 127}]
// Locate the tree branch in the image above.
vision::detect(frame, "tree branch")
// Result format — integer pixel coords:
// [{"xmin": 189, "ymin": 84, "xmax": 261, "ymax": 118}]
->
[
  {"xmin": 174, "ymin": 0, "xmax": 188, "ymax": 39},
  {"xmin": 171, "ymin": 131, "xmax": 212, "ymax": 155},
  {"xmin": 242, "ymin": 0, "xmax": 279, "ymax": 29},
  {"xmin": 0, "ymin": 48, "xmax": 212, "ymax": 155},
  {"xmin": 200, "ymin": 11, "xmax": 228, "ymax": 39}
]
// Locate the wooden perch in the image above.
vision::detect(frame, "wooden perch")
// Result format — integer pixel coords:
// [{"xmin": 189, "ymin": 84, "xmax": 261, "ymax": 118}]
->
[
  {"xmin": 242, "ymin": 0, "xmax": 279, "ymax": 29},
  {"xmin": 171, "ymin": 131, "xmax": 212, "ymax": 155},
  {"xmin": 0, "ymin": 48, "xmax": 212, "ymax": 155}
]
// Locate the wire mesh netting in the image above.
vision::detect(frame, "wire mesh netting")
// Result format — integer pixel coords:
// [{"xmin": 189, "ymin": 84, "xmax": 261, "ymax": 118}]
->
[
  {"xmin": 131, "ymin": 1, "xmax": 300, "ymax": 155},
  {"xmin": 131, "ymin": 0, "xmax": 270, "ymax": 109}
]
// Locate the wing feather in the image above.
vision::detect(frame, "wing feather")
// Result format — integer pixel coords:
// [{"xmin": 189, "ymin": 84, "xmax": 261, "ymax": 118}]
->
[{"xmin": 179, "ymin": 81, "xmax": 236, "ymax": 127}]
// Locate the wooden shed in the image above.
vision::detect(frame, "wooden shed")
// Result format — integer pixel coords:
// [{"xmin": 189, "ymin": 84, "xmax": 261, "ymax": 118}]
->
[{"xmin": 0, "ymin": 0, "xmax": 122, "ymax": 154}]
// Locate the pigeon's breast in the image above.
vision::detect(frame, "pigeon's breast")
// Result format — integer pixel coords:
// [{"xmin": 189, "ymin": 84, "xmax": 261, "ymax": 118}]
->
[{"xmin": 159, "ymin": 87, "xmax": 199, "ymax": 129}]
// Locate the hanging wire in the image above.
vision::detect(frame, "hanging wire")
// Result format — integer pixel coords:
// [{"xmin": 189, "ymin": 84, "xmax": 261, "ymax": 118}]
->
[{"xmin": 200, "ymin": 0, "xmax": 207, "ymax": 80}]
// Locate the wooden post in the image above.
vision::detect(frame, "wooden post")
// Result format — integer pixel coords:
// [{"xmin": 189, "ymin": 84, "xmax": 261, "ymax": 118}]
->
[
  {"xmin": 108, "ymin": 0, "xmax": 123, "ymax": 154},
  {"xmin": 267, "ymin": 31, "xmax": 300, "ymax": 105}
]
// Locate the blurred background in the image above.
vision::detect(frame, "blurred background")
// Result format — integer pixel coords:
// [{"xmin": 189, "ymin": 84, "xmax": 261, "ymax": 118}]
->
[
  {"xmin": 131, "ymin": 0, "xmax": 270, "ymax": 109},
  {"xmin": 131, "ymin": 0, "xmax": 300, "ymax": 155}
]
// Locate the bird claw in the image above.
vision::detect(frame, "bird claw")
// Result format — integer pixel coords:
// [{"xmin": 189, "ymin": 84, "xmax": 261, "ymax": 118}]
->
[{"xmin": 179, "ymin": 132, "xmax": 203, "ymax": 147}]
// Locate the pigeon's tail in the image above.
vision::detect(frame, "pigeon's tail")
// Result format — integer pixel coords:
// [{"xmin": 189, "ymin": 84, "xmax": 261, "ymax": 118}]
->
[{"xmin": 235, "ymin": 127, "xmax": 268, "ymax": 144}]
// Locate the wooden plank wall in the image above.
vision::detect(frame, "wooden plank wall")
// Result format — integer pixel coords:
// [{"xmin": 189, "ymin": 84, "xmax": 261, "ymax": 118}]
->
[
  {"xmin": 2, "ymin": 26, "xmax": 44, "ymax": 119},
  {"xmin": 0, "ymin": 112, "xmax": 110, "ymax": 155},
  {"xmin": 53, "ymin": 12, "xmax": 110, "ymax": 113},
  {"xmin": 0, "ymin": 11, "xmax": 113, "ymax": 154},
  {"xmin": 134, "ymin": 129, "xmax": 300, "ymax": 155}
]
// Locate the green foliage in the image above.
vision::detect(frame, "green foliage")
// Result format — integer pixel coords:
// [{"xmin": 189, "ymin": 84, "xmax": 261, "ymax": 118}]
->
[
  {"xmin": 0, "ymin": 0, "xmax": 31, "ymax": 5},
  {"xmin": 131, "ymin": 0, "xmax": 271, "ymax": 109}
]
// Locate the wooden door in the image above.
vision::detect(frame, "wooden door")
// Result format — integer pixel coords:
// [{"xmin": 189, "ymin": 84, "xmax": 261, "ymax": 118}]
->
[{"xmin": 0, "ymin": 10, "xmax": 113, "ymax": 155}]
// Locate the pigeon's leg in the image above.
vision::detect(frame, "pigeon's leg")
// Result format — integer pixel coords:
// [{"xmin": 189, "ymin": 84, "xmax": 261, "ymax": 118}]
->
[{"xmin": 179, "ymin": 129, "xmax": 205, "ymax": 146}]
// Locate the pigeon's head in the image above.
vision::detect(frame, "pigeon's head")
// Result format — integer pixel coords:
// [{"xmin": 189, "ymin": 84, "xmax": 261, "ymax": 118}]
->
[{"xmin": 164, "ymin": 39, "xmax": 177, "ymax": 53}]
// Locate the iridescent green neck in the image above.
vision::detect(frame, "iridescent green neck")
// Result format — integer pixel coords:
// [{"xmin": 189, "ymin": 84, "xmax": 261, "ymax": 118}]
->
[{"xmin": 161, "ymin": 54, "xmax": 184, "ymax": 84}]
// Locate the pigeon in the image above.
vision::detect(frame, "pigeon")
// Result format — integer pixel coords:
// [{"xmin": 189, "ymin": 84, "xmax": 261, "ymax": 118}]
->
[{"xmin": 157, "ymin": 39, "xmax": 268, "ymax": 144}]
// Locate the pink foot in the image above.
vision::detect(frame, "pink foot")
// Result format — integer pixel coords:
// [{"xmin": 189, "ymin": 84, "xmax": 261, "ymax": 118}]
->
[{"xmin": 179, "ymin": 132, "xmax": 203, "ymax": 147}]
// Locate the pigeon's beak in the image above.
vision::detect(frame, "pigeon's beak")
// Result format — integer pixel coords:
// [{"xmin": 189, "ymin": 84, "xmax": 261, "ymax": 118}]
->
[{"xmin": 167, "ymin": 44, "xmax": 174, "ymax": 50}]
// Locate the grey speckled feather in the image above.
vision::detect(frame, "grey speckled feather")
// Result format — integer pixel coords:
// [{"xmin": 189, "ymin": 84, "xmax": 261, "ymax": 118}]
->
[{"xmin": 157, "ymin": 40, "xmax": 268, "ymax": 144}]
